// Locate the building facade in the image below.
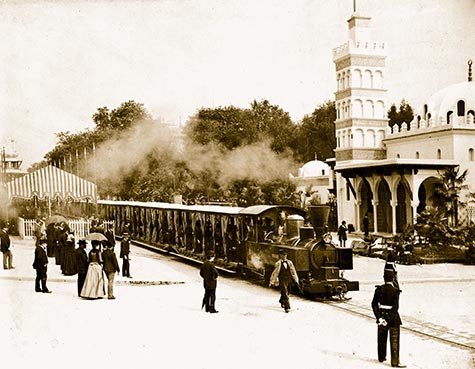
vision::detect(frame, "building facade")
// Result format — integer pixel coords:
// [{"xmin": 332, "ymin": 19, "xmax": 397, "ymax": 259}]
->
[{"xmin": 332, "ymin": 9, "xmax": 475, "ymax": 235}]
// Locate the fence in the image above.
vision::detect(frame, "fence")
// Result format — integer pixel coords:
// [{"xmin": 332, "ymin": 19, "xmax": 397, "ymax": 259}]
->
[{"xmin": 18, "ymin": 218, "xmax": 115, "ymax": 240}]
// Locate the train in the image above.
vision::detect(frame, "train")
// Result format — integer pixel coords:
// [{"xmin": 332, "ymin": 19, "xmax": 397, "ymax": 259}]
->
[{"xmin": 97, "ymin": 200, "xmax": 359, "ymax": 299}]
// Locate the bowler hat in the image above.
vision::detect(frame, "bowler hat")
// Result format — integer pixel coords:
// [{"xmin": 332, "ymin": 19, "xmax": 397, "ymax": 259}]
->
[
  {"xmin": 279, "ymin": 248, "xmax": 287, "ymax": 255},
  {"xmin": 78, "ymin": 239, "xmax": 87, "ymax": 245}
]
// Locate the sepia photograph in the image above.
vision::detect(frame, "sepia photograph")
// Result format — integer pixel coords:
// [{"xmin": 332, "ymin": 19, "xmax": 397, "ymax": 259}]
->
[{"xmin": 0, "ymin": 0, "xmax": 474, "ymax": 368}]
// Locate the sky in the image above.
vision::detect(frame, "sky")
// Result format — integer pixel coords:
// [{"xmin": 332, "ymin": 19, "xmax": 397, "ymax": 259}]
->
[{"xmin": 1, "ymin": 0, "xmax": 474, "ymax": 168}]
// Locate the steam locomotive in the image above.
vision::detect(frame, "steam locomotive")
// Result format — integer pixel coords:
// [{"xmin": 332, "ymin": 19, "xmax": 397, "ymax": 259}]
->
[{"xmin": 97, "ymin": 200, "xmax": 359, "ymax": 299}]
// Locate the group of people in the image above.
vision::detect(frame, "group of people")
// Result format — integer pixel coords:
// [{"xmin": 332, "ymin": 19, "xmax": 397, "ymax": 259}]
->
[{"xmin": 33, "ymin": 229, "xmax": 133, "ymax": 300}]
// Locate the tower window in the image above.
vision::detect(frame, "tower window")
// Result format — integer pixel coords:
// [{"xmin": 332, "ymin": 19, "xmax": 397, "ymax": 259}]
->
[
  {"xmin": 447, "ymin": 111, "xmax": 453, "ymax": 124},
  {"xmin": 469, "ymin": 148, "xmax": 474, "ymax": 162},
  {"xmin": 437, "ymin": 149, "xmax": 441, "ymax": 159},
  {"xmin": 416, "ymin": 152, "xmax": 420, "ymax": 159},
  {"xmin": 457, "ymin": 100, "xmax": 465, "ymax": 116}
]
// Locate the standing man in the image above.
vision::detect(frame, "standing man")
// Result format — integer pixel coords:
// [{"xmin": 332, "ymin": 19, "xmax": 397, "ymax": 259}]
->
[
  {"xmin": 269, "ymin": 249, "xmax": 299, "ymax": 313},
  {"xmin": 338, "ymin": 220, "xmax": 348, "ymax": 247},
  {"xmin": 75, "ymin": 239, "xmax": 88, "ymax": 297},
  {"xmin": 200, "ymin": 253, "xmax": 219, "ymax": 313},
  {"xmin": 102, "ymin": 243, "xmax": 120, "ymax": 299},
  {"xmin": 120, "ymin": 233, "xmax": 132, "ymax": 278},
  {"xmin": 0, "ymin": 224, "xmax": 13, "ymax": 269},
  {"xmin": 371, "ymin": 270, "xmax": 406, "ymax": 368},
  {"xmin": 33, "ymin": 239, "xmax": 51, "ymax": 293}
]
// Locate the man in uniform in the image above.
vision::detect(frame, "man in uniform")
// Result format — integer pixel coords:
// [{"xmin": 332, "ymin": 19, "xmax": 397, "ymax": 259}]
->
[
  {"xmin": 200, "ymin": 252, "xmax": 219, "ymax": 313},
  {"xmin": 269, "ymin": 249, "xmax": 299, "ymax": 313},
  {"xmin": 371, "ymin": 269, "xmax": 406, "ymax": 368}
]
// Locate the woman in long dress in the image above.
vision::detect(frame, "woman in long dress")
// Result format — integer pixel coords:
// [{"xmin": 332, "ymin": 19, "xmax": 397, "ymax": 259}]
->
[{"xmin": 80, "ymin": 240, "xmax": 106, "ymax": 299}]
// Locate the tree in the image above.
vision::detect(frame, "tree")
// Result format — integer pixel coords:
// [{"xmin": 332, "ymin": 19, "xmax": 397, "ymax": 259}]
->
[
  {"xmin": 294, "ymin": 101, "xmax": 336, "ymax": 162},
  {"xmin": 388, "ymin": 100, "xmax": 414, "ymax": 129},
  {"xmin": 184, "ymin": 99, "xmax": 296, "ymax": 153},
  {"xmin": 249, "ymin": 99, "xmax": 296, "ymax": 154},
  {"xmin": 93, "ymin": 100, "xmax": 151, "ymax": 131},
  {"xmin": 433, "ymin": 166, "xmax": 468, "ymax": 226},
  {"xmin": 184, "ymin": 106, "xmax": 254, "ymax": 150}
]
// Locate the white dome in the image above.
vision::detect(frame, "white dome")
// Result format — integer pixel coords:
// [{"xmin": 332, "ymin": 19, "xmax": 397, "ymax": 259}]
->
[
  {"xmin": 419, "ymin": 81, "xmax": 475, "ymax": 123},
  {"xmin": 298, "ymin": 160, "xmax": 330, "ymax": 177}
]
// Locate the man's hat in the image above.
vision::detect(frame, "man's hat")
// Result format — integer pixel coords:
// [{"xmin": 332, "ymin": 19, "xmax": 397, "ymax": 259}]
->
[
  {"xmin": 78, "ymin": 239, "xmax": 87, "ymax": 245},
  {"xmin": 383, "ymin": 269, "xmax": 395, "ymax": 282},
  {"xmin": 278, "ymin": 248, "xmax": 287, "ymax": 255},
  {"xmin": 123, "ymin": 232, "xmax": 129, "ymax": 236},
  {"xmin": 40, "ymin": 238, "xmax": 48, "ymax": 244}
]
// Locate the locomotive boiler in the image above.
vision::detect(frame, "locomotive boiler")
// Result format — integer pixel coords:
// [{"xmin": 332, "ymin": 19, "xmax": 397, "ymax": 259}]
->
[{"xmin": 243, "ymin": 205, "xmax": 359, "ymax": 299}]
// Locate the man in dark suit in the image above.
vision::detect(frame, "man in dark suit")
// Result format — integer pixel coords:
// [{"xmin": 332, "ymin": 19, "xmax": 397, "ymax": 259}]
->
[
  {"xmin": 33, "ymin": 239, "xmax": 51, "ymax": 293},
  {"xmin": 103, "ymin": 243, "xmax": 120, "ymax": 299},
  {"xmin": 0, "ymin": 224, "xmax": 14, "ymax": 269},
  {"xmin": 371, "ymin": 269, "xmax": 406, "ymax": 368},
  {"xmin": 75, "ymin": 239, "xmax": 88, "ymax": 297},
  {"xmin": 200, "ymin": 253, "xmax": 219, "ymax": 313},
  {"xmin": 120, "ymin": 233, "xmax": 132, "ymax": 278}
]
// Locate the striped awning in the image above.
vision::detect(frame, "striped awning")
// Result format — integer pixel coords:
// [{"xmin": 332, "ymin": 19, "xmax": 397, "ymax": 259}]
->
[{"xmin": 7, "ymin": 165, "xmax": 96, "ymax": 201}]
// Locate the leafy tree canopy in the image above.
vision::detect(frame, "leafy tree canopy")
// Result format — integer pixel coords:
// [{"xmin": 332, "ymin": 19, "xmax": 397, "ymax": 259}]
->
[{"xmin": 388, "ymin": 99, "xmax": 414, "ymax": 128}]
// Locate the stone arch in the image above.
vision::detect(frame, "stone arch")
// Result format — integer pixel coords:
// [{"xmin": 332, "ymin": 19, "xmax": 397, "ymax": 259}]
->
[
  {"xmin": 353, "ymin": 99, "xmax": 363, "ymax": 117},
  {"xmin": 376, "ymin": 129, "xmax": 385, "ymax": 147},
  {"xmin": 375, "ymin": 100, "xmax": 385, "ymax": 118},
  {"xmin": 364, "ymin": 99, "xmax": 374, "ymax": 118},
  {"xmin": 395, "ymin": 177, "xmax": 412, "ymax": 233},
  {"xmin": 363, "ymin": 69, "xmax": 372, "ymax": 87},
  {"xmin": 359, "ymin": 179, "xmax": 373, "ymax": 232},
  {"xmin": 374, "ymin": 70, "xmax": 383, "ymax": 88},
  {"xmin": 353, "ymin": 69, "xmax": 362, "ymax": 87},
  {"xmin": 417, "ymin": 177, "xmax": 440, "ymax": 214},
  {"xmin": 366, "ymin": 129, "xmax": 376, "ymax": 147},
  {"xmin": 376, "ymin": 178, "xmax": 392, "ymax": 233},
  {"xmin": 354, "ymin": 128, "xmax": 364, "ymax": 147}
]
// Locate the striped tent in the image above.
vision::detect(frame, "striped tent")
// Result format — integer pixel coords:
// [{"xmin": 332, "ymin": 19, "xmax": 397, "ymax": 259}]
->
[{"xmin": 7, "ymin": 165, "xmax": 96, "ymax": 201}]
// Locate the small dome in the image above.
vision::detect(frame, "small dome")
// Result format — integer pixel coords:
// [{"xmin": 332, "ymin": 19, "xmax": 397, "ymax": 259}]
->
[
  {"xmin": 418, "ymin": 81, "xmax": 475, "ymax": 123},
  {"xmin": 298, "ymin": 160, "xmax": 330, "ymax": 177}
]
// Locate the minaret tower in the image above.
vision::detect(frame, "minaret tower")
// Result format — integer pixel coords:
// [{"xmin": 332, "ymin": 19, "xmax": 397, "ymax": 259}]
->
[{"xmin": 333, "ymin": 3, "xmax": 388, "ymax": 162}]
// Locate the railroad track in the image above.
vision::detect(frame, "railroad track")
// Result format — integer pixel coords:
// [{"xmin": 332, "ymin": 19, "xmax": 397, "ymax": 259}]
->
[
  {"xmin": 326, "ymin": 298, "xmax": 475, "ymax": 352},
  {"xmin": 130, "ymin": 238, "xmax": 475, "ymax": 352}
]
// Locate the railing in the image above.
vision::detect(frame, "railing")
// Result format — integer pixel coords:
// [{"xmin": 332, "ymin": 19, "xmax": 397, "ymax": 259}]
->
[{"xmin": 18, "ymin": 218, "xmax": 115, "ymax": 240}]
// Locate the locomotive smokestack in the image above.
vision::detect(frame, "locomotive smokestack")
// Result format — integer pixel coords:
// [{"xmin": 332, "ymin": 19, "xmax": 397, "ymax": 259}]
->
[{"xmin": 307, "ymin": 205, "xmax": 330, "ymax": 239}]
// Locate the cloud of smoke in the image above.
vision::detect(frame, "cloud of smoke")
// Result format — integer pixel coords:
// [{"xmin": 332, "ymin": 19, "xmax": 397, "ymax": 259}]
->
[
  {"xmin": 182, "ymin": 138, "xmax": 297, "ymax": 186},
  {"xmin": 89, "ymin": 119, "xmax": 182, "ymax": 182},
  {"xmin": 88, "ymin": 119, "xmax": 298, "ymax": 190}
]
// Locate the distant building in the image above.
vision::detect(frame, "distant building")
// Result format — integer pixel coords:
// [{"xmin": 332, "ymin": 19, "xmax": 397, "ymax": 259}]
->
[
  {"xmin": 332, "ymin": 8, "xmax": 475, "ymax": 235},
  {"xmin": 1, "ymin": 141, "xmax": 27, "ymax": 183},
  {"xmin": 290, "ymin": 159, "xmax": 332, "ymax": 208}
]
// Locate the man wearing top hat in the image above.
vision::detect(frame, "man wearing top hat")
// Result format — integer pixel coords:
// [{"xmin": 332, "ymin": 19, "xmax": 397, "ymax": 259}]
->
[
  {"xmin": 371, "ymin": 269, "xmax": 406, "ymax": 368},
  {"xmin": 120, "ymin": 233, "xmax": 132, "ymax": 278},
  {"xmin": 200, "ymin": 252, "xmax": 219, "ymax": 313},
  {"xmin": 269, "ymin": 248, "xmax": 299, "ymax": 313},
  {"xmin": 75, "ymin": 239, "xmax": 88, "ymax": 297},
  {"xmin": 33, "ymin": 238, "xmax": 51, "ymax": 293}
]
